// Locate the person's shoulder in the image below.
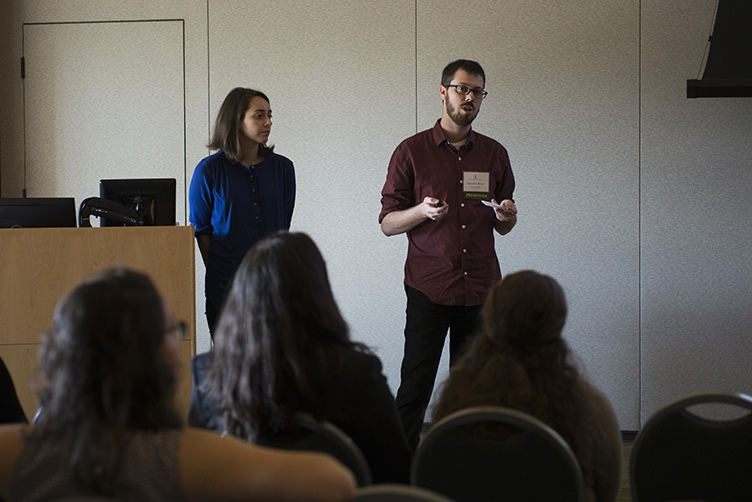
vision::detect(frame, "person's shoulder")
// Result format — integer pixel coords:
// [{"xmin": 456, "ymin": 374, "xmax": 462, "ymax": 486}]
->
[
  {"xmin": 471, "ymin": 129, "xmax": 506, "ymax": 149},
  {"xmin": 578, "ymin": 380, "xmax": 619, "ymax": 424},
  {"xmin": 195, "ymin": 151, "xmax": 231, "ymax": 173},
  {"xmin": 336, "ymin": 345, "xmax": 385, "ymax": 380},
  {"xmin": 0, "ymin": 424, "xmax": 29, "ymax": 496},
  {"xmin": 268, "ymin": 152, "xmax": 294, "ymax": 167},
  {"xmin": 578, "ymin": 380, "xmax": 609, "ymax": 403},
  {"xmin": 191, "ymin": 351, "xmax": 214, "ymax": 374},
  {"xmin": 388, "ymin": 128, "xmax": 435, "ymax": 164},
  {"xmin": 399, "ymin": 126, "xmax": 435, "ymax": 148},
  {"xmin": 0, "ymin": 423, "xmax": 28, "ymax": 438},
  {"xmin": 203, "ymin": 150, "xmax": 230, "ymax": 164},
  {"xmin": 0, "ymin": 423, "xmax": 30, "ymax": 456}
]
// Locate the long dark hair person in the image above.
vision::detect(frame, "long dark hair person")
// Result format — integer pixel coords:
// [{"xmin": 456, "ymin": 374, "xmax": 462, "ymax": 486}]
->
[
  {"xmin": 208, "ymin": 87, "xmax": 275, "ymax": 162},
  {"xmin": 205, "ymin": 231, "xmax": 368, "ymax": 441},
  {"xmin": 433, "ymin": 270, "xmax": 594, "ymax": 460},
  {"xmin": 32, "ymin": 268, "xmax": 182, "ymax": 493}
]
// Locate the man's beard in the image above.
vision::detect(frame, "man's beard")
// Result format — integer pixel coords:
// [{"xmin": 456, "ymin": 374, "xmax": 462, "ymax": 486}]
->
[{"xmin": 446, "ymin": 99, "xmax": 477, "ymax": 127}]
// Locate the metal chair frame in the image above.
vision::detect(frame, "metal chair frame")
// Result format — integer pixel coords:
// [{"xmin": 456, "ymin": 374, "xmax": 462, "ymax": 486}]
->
[
  {"xmin": 630, "ymin": 391, "xmax": 752, "ymax": 502},
  {"xmin": 355, "ymin": 484, "xmax": 456, "ymax": 502},
  {"xmin": 411, "ymin": 405, "xmax": 584, "ymax": 502},
  {"xmin": 259, "ymin": 412, "xmax": 373, "ymax": 486}
]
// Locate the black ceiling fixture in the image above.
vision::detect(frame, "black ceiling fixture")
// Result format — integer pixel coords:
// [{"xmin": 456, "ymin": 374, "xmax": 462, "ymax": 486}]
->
[{"xmin": 687, "ymin": 0, "xmax": 752, "ymax": 98}]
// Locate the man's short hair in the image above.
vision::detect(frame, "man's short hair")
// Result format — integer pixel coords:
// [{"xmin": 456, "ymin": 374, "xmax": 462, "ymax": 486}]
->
[{"xmin": 441, "ymin": 59, "xmax": 486, "ymax": 87}]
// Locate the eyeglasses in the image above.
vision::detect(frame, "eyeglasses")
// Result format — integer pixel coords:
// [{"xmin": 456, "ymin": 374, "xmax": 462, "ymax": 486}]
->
[
  {"xmin": 166, "ymin": 320, "xmax": 188, "ymax": 340},
  {"xmin": 445, "ymin": 84, "xmax": 488, "ymax": 100}
]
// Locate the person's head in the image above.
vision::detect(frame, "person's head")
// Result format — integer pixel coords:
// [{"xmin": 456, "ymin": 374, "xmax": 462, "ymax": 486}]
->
[
  {"xmin": 440, "ymin": 59, "xmax": 487, "ymax": 128},
  {"xmin": 208, "ymin": 87, "xmax": 275, "ymax": 162},
  {"xmin": 34, "ymin": 267, "xmax": 182, "ymax": 490},
  {"xmin": 483, "ymin": 270, "xmax": 568, "ymax": 352},
  {"xmin": 211, "ymin": 232, "xmax": 353, "ymax": 439},
  {"xmin": 36, "ymin": 267, "xmax": 182, "ymax": 435},
  {"xmin": 218, "ymin": 231, "xmax": 349, "ymax": 348},
  {"xmin": 434, "ymin": 271, "xmax": 588, "ymax": 455}
]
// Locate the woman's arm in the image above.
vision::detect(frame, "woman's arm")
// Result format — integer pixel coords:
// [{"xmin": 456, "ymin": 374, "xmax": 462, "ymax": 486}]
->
[
  {"xmin": 0, "ymin": 424, "xmax": 27, "ymax": 499},
  {"xmin": 196, "ymin": 235, "xmax": 211, "ymax": 268},
  {"xmin": 179, "ymin": 428, "xmax": 356, "ymax": 502},
  {"xmin": 189, "ymin": 160, "xmax": 215, "ymax": 268}
]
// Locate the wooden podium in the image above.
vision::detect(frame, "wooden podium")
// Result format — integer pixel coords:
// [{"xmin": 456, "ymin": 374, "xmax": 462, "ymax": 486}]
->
[{"xmin": 0, "ymin": 226, "xmax": 196, "ymax": 421}]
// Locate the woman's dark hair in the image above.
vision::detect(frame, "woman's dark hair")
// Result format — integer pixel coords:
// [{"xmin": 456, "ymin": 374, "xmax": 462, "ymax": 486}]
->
[
  {"xmin": 206, "ymin": 231, "xmax": 366, "ymax": 441},
  {"xmin": 208, "ymin": 87, "xmax": 275, "ymax": 162},
  {"xmin": 33, "ymin": 267, "xmax": 182, "ymax": 492},
  {"xmin": 434, "ymin": 270, "xmax": 593, "ymax": 460}
]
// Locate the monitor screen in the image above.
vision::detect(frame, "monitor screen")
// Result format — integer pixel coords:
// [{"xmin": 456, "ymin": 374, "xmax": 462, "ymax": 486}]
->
[
  {"xmin": 0, "ymin": 197, "xmax": 77, "ymax": 228},
  {"xmin": 99, "ymin": 178, "xmax": 176, "ymax": 226}
]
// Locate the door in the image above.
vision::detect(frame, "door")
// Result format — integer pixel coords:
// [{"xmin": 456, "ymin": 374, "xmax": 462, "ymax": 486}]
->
[{"xmin": 22, "ymin": 20, "xmax": 186, "ymax": 224}]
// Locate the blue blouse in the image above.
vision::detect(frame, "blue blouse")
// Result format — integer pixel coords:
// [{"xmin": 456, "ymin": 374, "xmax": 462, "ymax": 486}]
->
[{"xmin": 189, "ymin": 151, "xmax": 296, "ymax": 308}]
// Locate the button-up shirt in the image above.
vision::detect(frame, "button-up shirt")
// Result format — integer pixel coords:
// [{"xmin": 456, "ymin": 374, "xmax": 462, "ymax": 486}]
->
[
  {"xmin": 379, "ymin": 120, "xmax": 515, "ymax": 306},
  {"xmin": 190, "ymin": 151, "xmax": 296, "ymax": 308}
]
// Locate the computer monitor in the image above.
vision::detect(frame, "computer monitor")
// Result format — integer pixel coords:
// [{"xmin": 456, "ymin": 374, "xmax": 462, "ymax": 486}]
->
[
  {"xmin": 0, "ymin": 197, "xmax": 77, "ymax": 228},
  {"xmin": 99, "ymin": 178, "xmax": 176, "ymax": 226}
]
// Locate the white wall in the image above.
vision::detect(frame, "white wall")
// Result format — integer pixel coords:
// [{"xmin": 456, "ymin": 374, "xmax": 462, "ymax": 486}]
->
[
  {"xmin": 640, "ymin": 1, "xmax": 752, "ymax": 424},
  {"xmin": 2, "ymin": 0, "xmax": 751, "ymax": 430}
]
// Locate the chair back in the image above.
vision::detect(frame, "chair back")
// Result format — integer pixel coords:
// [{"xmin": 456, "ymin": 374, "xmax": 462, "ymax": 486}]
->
[
  {"xmin": 355, "ymin": 484, "xmax": 456, "ymax": 502},
  {"xmin": 411, "ymin": 406, "xmax": 584, "ymax": 502},
  {"xmin": 258, "ymin": 413, "xmax": 372, "ymax": 486},
  {"xmin": 630, "ymin": 392, "xmax": 752, "ymax": 502}
]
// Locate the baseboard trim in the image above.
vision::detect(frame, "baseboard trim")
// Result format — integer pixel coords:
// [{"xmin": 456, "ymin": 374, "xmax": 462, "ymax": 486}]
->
[{"xmin": 621, "ymin": 430, "xmax": 638, "ymax": 442}]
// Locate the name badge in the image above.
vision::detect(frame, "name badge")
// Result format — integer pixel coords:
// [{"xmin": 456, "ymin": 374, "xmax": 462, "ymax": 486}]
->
[{"xmin": 463, "ymin": 171, "xmax": 490, "ymax": 200}]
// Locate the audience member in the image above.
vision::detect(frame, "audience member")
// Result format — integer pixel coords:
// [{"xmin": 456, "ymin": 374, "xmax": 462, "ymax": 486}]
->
[
  {"xmin": 433, "ymin": 270, "xmax": 621, "ymax": 502},
  {"xmin": 0, "ymin": 268, "xmax": 355, "ymax": 502},
  {"xmin": 189, "ymin": 231, "xmax": 412, "ymax": 483},
  {"xmin": 0, "ymin": 357, "xmax": 27, "ymax": 424}
]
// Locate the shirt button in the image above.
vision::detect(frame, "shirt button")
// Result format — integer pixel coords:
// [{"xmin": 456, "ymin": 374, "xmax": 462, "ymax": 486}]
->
[
  {"xmin": 461, "ymin": 203, "xmax": 465, "ymax": 207},
  {"xmin": 462, "ymin": 225, "xmax": 466, "ymax": 229},
  {"xmin": 459, "ymin": 157, "xmax": 462, "ymax": 161},
  {"xmin": 460, "ymin": 180, "xmax": 463, "ymax": 184},
  {"xmin": 464, "ymin": 271, "xmax": 468, "ymax": 275},
  {"xmin": 463, "ymin": 249, "xmax": 467, "ymax": 253}
]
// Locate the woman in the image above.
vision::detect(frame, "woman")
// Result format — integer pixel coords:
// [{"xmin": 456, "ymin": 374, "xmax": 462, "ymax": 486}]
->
[
  {"xmin": 0, "ymin": 268, "xmax": 355, "ymax": 502},
  {"xmin": 189, "ymin": 87, "xmax": 296, "ymax": 336},
  {"xmin": 433, "ymin": 270, "xmax": 622, "ymax": 502},
  {"xmin": 189, "ymin": 232, "xmax": 412, "ymax": 483}
]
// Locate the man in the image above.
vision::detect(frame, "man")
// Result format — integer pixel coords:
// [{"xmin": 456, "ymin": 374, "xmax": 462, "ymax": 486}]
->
[{"xmin": 379, "ymin": 59, "xmax": 517, "ymax": 449}]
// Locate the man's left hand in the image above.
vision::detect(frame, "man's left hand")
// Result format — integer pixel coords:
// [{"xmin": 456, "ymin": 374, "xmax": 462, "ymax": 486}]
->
[{"xmin": 492, "ymin": 199, "xmax": 517, "ymax": 222}]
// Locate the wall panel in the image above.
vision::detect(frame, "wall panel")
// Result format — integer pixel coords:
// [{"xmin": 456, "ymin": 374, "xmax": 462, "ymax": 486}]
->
[
  {"xmin": 640, "ymin": 1, "xmax": 752, "ymax": 424},
  {"xmin": 23, "ymin": 20, "xmax": 186, "ymax": 221}
]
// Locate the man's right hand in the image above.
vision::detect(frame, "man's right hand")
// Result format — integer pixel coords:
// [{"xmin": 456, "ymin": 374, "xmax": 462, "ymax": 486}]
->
[
  {"xmin": 380, "ymin": 196, "xmax": 449, "ymax": 236},
  {"xmin": 422, "ymin": 197, "xmax": 449, "ymax": 221}
]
